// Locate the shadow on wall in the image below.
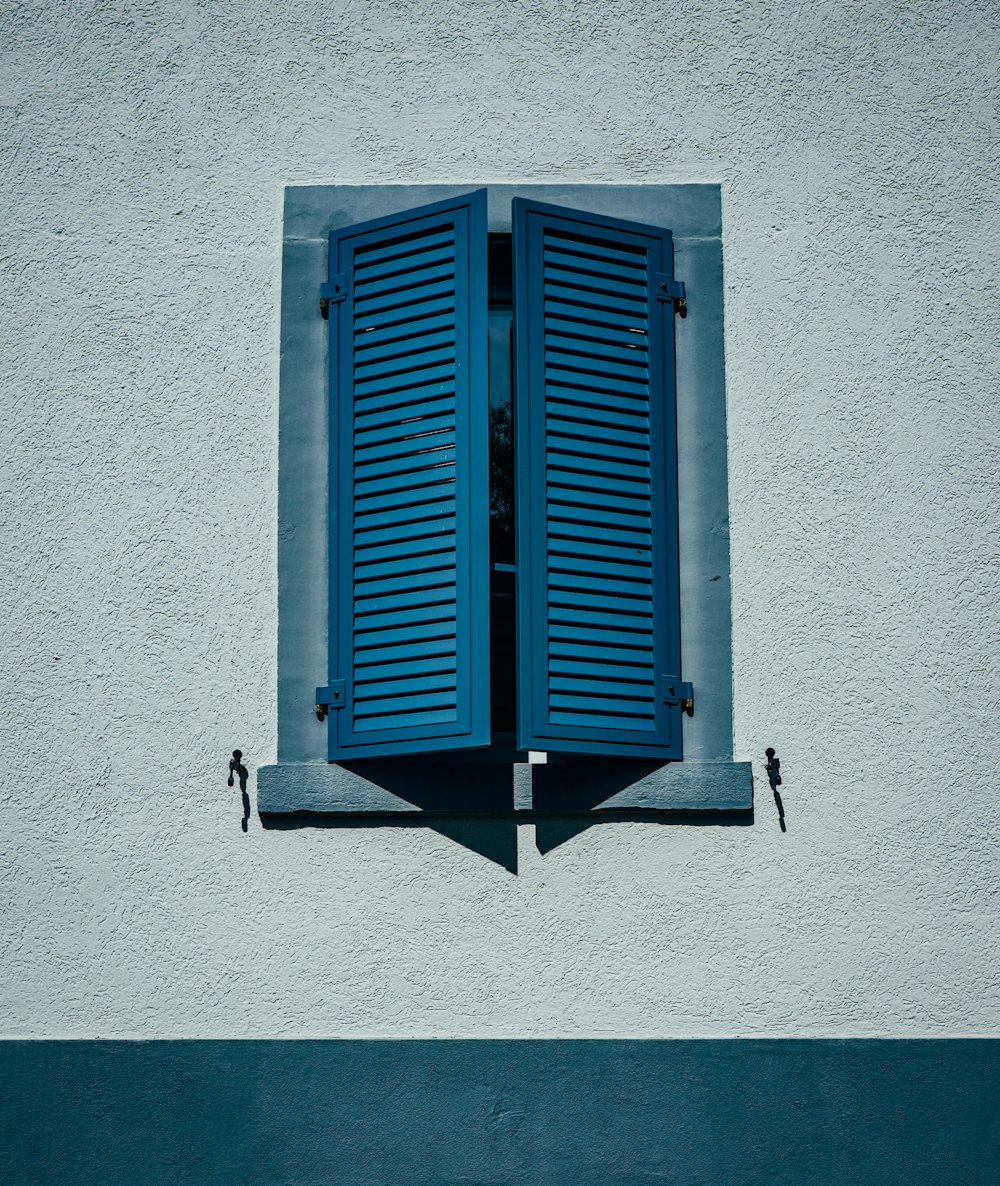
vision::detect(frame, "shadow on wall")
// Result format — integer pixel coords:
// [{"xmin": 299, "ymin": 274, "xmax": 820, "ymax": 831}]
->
[
  {"xmin": 228, "ymin": 750, "xmax": 250, "ymax": 833},
  {"xmin": 261, "ymin": 753, "xmax": 523, "ymax": 869},
  {"xmin": 259, "ymin": 755, "xmax": 754, "ymax": 873},
  {"xmin": 766, "ymin": 748, "xmax": 786, "ymax": 832},
  {"xmin": 263, "ymin": 810, "xmax": 521, "ymax": 874},
  {"xmin": 260, "ymin": 809, "xmax": 754, "ymax": 873},
  {"xmin": 533, "ymin": 807, "xmax": 753, "ymax": 857}
]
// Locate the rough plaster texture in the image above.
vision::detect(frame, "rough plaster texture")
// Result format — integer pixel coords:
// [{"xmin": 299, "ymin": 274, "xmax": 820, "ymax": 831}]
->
[{"xmin": 1, "ymin": 0, "xmax": 997, "ymax": 1038}]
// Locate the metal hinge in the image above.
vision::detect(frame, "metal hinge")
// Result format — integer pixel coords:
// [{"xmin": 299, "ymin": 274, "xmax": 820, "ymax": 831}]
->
[
  {"xmin": 319, "ymin": 274, "xmax": 349, "ymax": 318},
  {"xmin": 315, "ymin": 680, "xmax": 346, "ymax": 721},
  {"xmin": 654, "ymin": 273, "xmax": 687, "ymax": 317},
  {"xmin": 661, "ymin": 676, "xmax": 694, "ymax": 716}
]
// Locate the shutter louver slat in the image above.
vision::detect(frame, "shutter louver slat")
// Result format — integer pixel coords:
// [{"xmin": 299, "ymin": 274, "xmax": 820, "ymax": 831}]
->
[
  {"xmin": 547, "ymin": 397, "xmax": 650, "ymax": 426},
  {"xmin": 544, "ymin": 335, "xmax": 649, "ymax": 368},
  {"xmin": 353, "ymin": 450, "xmax": 456, "ymax": 487},
  {"xmin": 544, "ymin": 300, "xmax": 651, "ymax": 333},
  {"xmin": 355, "ymin": 487, "xmax": 457, "ymax": 521},
  {"xmin": 355, "ymin": 294, "xmax": 455, "ymax": 333},
  {"xmin": 354, "ymin": 497, "xmax": 456, "ymax": 532},
  {"xmin": 352, "ymin": 227, "xmax": 455, "ymax": 269},
  {"xmin": 353, "ymin": 256, "xmax": 455, "ymax": 293},
  {"xmin": 514, "ymin": 198, "xmax": 684, "ymax": 759},
  {"xmin": 544, "ymin": 230, "xmax": 648, "ymax": 266},
  {"xmin": 545, "ymin": 367, "xmax": 650, "ymax": 398},
  {"xmin": 354, "ymin": 312, "xmax": 456, "ymax": 350},
  {"xmin": 356, "ymin": 329, "xmax": 457, "ymax": 365},
  {"xmin": 354, "ymin": 549, "xmax": 456, "ymax": 582},
  {"xmin": 353, "ymin": 364, "xmax": 456, "ymax": 400},
  {"xmin": 542, "ymin": 247, "xmax": 648, "ymax": 284},
  {"xmin": 354, "ymin": 580, "xmax": 457, "ymax": 612},
  {"xmin": 353, "ymin": 521, "xmax": 457, "ymax": 555},
  {"xmin": 354, "ymin": 433, "xmax": 456, "ymax": 468},
  {"xmin": 354, "ymin": 411, "xmax": 456, "ymax": 449},
  {"xmin": 547, "ymin": 450, "xmax": 651, "ymax": 481},
  {"xmin": 354, "ymin": 344, "xmax": 457, "ymax": 383},
  {"xmin": 353, "ymin": 279, "xmax": 456, "ymax": 319},
  {"xmin": 355, "ymin": 637, "xmax": 458, "ymax": 666},
  {"xmin": 327, "ymin": 191, "xmax": 489, "ymax": 758}
]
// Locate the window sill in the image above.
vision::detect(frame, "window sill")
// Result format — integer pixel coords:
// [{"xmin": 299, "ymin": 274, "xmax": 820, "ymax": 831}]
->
[{"xmin": 256, "ymin": 758, "xmax": 753, "ymax": 816}]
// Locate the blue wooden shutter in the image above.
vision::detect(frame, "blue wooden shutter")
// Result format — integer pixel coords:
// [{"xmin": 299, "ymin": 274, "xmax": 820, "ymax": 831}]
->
[
  {"xmin": 513, "ymin": 198, "xmax": 684, "ymax": 759},
  {"xmin": 326, "ymin": 191, "xmax": 490, "ymax": 758}
]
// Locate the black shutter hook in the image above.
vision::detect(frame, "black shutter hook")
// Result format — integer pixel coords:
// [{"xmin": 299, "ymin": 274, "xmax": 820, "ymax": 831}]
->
[{"xmin": 227, "ymin": 749, "xmax": 246, "ymax": 790}]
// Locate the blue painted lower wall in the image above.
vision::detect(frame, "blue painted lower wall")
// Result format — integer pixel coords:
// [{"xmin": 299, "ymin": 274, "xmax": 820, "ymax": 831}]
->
[{"xmin": 2, "ymin": 1039, "xmax": 997, "ymax": 1185}]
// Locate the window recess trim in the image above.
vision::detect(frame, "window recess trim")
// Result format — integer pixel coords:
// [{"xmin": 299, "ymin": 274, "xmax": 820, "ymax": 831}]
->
[{"xmin": 262, "ymin": 184, "xmax": 751, "ymax": 816}]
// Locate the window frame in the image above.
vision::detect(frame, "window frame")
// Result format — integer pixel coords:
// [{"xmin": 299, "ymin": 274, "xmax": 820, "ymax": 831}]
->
[{"xmin": 258, "ymin": 184, "xmax": 752, "ymax": 815}]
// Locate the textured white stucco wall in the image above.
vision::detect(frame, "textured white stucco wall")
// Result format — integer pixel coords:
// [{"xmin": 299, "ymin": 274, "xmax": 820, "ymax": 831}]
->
[{"xmin": 1, "ymin": 0, "xmax": 997, "ymax": 1038}]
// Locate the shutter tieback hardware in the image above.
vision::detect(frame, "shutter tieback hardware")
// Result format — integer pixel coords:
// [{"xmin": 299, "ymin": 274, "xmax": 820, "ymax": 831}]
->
[
  {"xmin": 319, "ymin": 274, "xmax": 349, "ymax": 318},
  {"xmin": 227, "ymin": 749, "xmax": 247, "ymax": 791},
  {"xmin": 315, "ymin": 681, "xmax": 346, "ymax": 720},
  {"xmin": 661, "ymin": 677, "xmax": 694, "ymax": 716},
  {"xmin": 654, "ymin": 274, "xmax": 687, "ymax": 317}
]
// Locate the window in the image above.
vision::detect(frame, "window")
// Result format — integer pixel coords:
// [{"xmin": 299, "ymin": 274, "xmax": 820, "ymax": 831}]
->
[{"xmin": 259, "ymin": 185, "xmax": 751, "ymax": 814}]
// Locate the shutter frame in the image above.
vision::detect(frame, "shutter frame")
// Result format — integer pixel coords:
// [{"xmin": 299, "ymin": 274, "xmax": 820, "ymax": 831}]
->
[
  {"xmin": 327, "ymin": 191, "xmax": 490, "ymax": 759},
  {"xmin": 513, "ymin": 198, "xmax": 684, "ymax": 759}
]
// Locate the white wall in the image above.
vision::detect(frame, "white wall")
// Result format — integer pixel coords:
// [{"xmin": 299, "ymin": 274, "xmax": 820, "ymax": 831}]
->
[{"xmin": 2, "ymin": 0, "xmax": 997, "ymax": 1038}]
